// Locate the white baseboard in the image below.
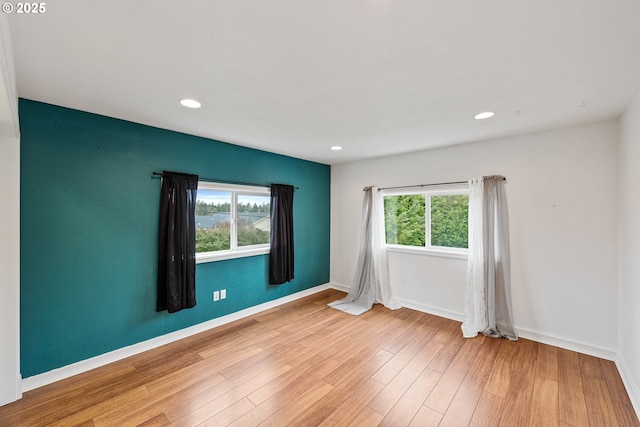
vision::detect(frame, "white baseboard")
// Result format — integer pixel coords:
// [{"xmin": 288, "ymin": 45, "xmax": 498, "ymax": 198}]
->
[
  {"xmin": 330, "ymin": 282, "xmax": 465, "ymax": 323},
  {"xmin": 396, "ymin": 297, "xmax": 465, "ymax": 323},
  {"xmin": 394, "ymin": 289, "xmax": 633, "ymax": 420},
  {"xmin": 330, "ymin": 282, "xmax": 350, "ymax": 293},
  {"xmin": 21, "ymin": 280, "xmax": 630, "ymax": 414},
  {"xmin": 394, "ymin": 294, "xmax": 617, "ymax": 361},
  {"xmin": 16, "ymin": 373, "xmax": 22, "ymax": 400},
  {"xmin": 22, "ymin": 283, "xmax": 333, "ymax": 393},
  {"xmin": 516, "ymin": 328, "xmax": 616, "ymax": 361},
  {"xmin": 616, "ymin": 353, "xmax": 640, "ymax": 421}
]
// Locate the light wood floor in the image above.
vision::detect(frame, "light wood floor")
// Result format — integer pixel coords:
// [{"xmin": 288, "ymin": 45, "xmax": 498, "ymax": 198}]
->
[{"xmin": 1, "ymin": 289, "xmax": 638, "ymax": 427}]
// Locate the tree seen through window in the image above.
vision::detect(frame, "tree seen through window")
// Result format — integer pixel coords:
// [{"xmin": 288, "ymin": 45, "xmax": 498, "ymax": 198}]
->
[{"xmin": 384, "ymin": 191, "xmax": 468, "ymax": 250}]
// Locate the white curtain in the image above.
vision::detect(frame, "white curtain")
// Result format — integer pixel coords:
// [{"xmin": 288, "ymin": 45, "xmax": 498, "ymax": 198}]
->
[
  {"xmin": 329, "ymin": 186, "xmax": 401, "ymax": 315},
  {"xmin": 461, "ymin": 176, "xmax": 517, "ymax": 340}
]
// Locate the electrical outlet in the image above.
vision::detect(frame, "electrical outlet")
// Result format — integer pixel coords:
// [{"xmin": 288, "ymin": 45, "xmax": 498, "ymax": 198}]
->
[
  {"xmin": 402, "ymin": 277, "xmax": 407, "ymax": 286},
  {"xmin": 221, "ymin": 289, "xmax": 226, "ymax": 299},
  {"xmin": 213, "ymin": 291, "xmax": 220, "ymax": 301}
]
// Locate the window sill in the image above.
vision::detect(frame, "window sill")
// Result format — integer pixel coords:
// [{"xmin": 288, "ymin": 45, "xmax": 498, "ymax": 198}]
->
[
  {"xmin": 196, "ymin": 247, "xmax": 270, "ymax": 264},
  {"xmin": 386, "ymin": 245, "xmax": 468, "ymax": 260}
]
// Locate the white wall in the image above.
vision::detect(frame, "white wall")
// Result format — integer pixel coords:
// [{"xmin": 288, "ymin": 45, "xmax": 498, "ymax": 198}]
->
[
  {"xmin": 0, "ymin": 15, "xmax": 21, "ymax": 407},
  {"xmin": 618, "ymin": 89, "xmax": 640, "ymax": 414},
  {"xmin": 331, "ymin": 120, "xmax": 619, "ymax": 357},
  {"xmin": 0, "ymin": 135, "xmax": 20, "ymax": 406}
]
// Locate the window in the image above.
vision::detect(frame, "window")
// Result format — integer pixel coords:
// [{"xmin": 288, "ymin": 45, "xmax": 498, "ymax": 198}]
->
[
  {"xmin": 383, "ymin": 186, "xmax": 468, "ymax": 257},
  {"xmin": 195, "ymin": 182, "xmax": 270, "ymax": 263}
]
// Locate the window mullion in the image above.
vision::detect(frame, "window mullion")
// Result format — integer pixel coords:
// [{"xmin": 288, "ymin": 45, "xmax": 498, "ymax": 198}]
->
[
  {"xmin": 230, "ymin": 191, "xmax": 238, "ymax": 251},
  {"xmin": 425, "ymin": 193, "xmax": 432, "ymax": 249}
]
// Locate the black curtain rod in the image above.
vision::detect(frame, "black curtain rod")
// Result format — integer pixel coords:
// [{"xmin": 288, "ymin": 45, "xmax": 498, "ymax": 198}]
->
[
  {"xmin": 376, "ymin": 177, "xmax": 505, "ymax": 192},
  {"xmin": 152, "ymin": 172, "xmax": 299, "ymax": 190}
]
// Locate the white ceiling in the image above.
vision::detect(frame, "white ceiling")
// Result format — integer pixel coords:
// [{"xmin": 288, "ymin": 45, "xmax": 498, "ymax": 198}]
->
[{"xmin": 7, "ymin": 0, "xmax": 640, "ymax": 164}]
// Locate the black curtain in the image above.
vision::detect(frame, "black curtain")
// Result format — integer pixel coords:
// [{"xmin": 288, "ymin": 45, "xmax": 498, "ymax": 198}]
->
[
  {"xmin": 157, "ymin": 171, "xmax": 198, "ymax": 313},
  {"xmin": 269, "ymin": 184, "xmax": 294, "ymax": 284}
]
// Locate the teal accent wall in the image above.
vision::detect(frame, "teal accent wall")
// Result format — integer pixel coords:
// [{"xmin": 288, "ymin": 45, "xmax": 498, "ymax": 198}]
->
[{"xmin": 19, "ymin": 99, "xmax": 331, "ymax": 377}]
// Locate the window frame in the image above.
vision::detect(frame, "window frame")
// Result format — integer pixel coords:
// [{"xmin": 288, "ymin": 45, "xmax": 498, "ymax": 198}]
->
[
  {"xmin": 196, "ymin": 181, "xmax": 271, "ymax": 264},
  {"xmin": 382, "ymin": 184, "xmax": 469, "ymax": 259}
]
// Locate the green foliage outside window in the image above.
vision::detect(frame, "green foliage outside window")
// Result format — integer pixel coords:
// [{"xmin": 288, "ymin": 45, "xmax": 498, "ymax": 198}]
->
[
  {"xmin": 384, "ymin": 193, "xmax": 468, "ymax": 249},
  {"xmin": 384, "ymin": 195, "xmax": 426, "ymax": 246},
  {"xmin": 238, "ymin": 223, "xmax": 270, "ymax": 247},
  {"xmin": 196, "ymin": 223, "xmax": 231, "ymax": 252},
  {"xmin": 196, "ymin": 221, "xmax": 270, "ymax": 252},
  {"xmin": 196, "ymin": 196, "xmax": 270, "ymax": 253},
  {"xmin": 196, "ymin": 200, "xmax": 269, "ymax": 215},
  {"xmin": 430, "ymin": 195, "xmax": 468, "ymax": 248}
]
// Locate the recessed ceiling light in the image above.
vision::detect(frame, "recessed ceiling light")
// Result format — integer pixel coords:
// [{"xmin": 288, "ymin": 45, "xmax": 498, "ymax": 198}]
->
[
  {"xmin": 330, "ymin": 146, "xmax": 343, "ymax": 151},
  {"xmin": 180, "ymin": 99, "xmax": 201, "ymax": 109},
  {"xmin": 474, "ymin": 111, "xmax": 495, "ymax": 120}
]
